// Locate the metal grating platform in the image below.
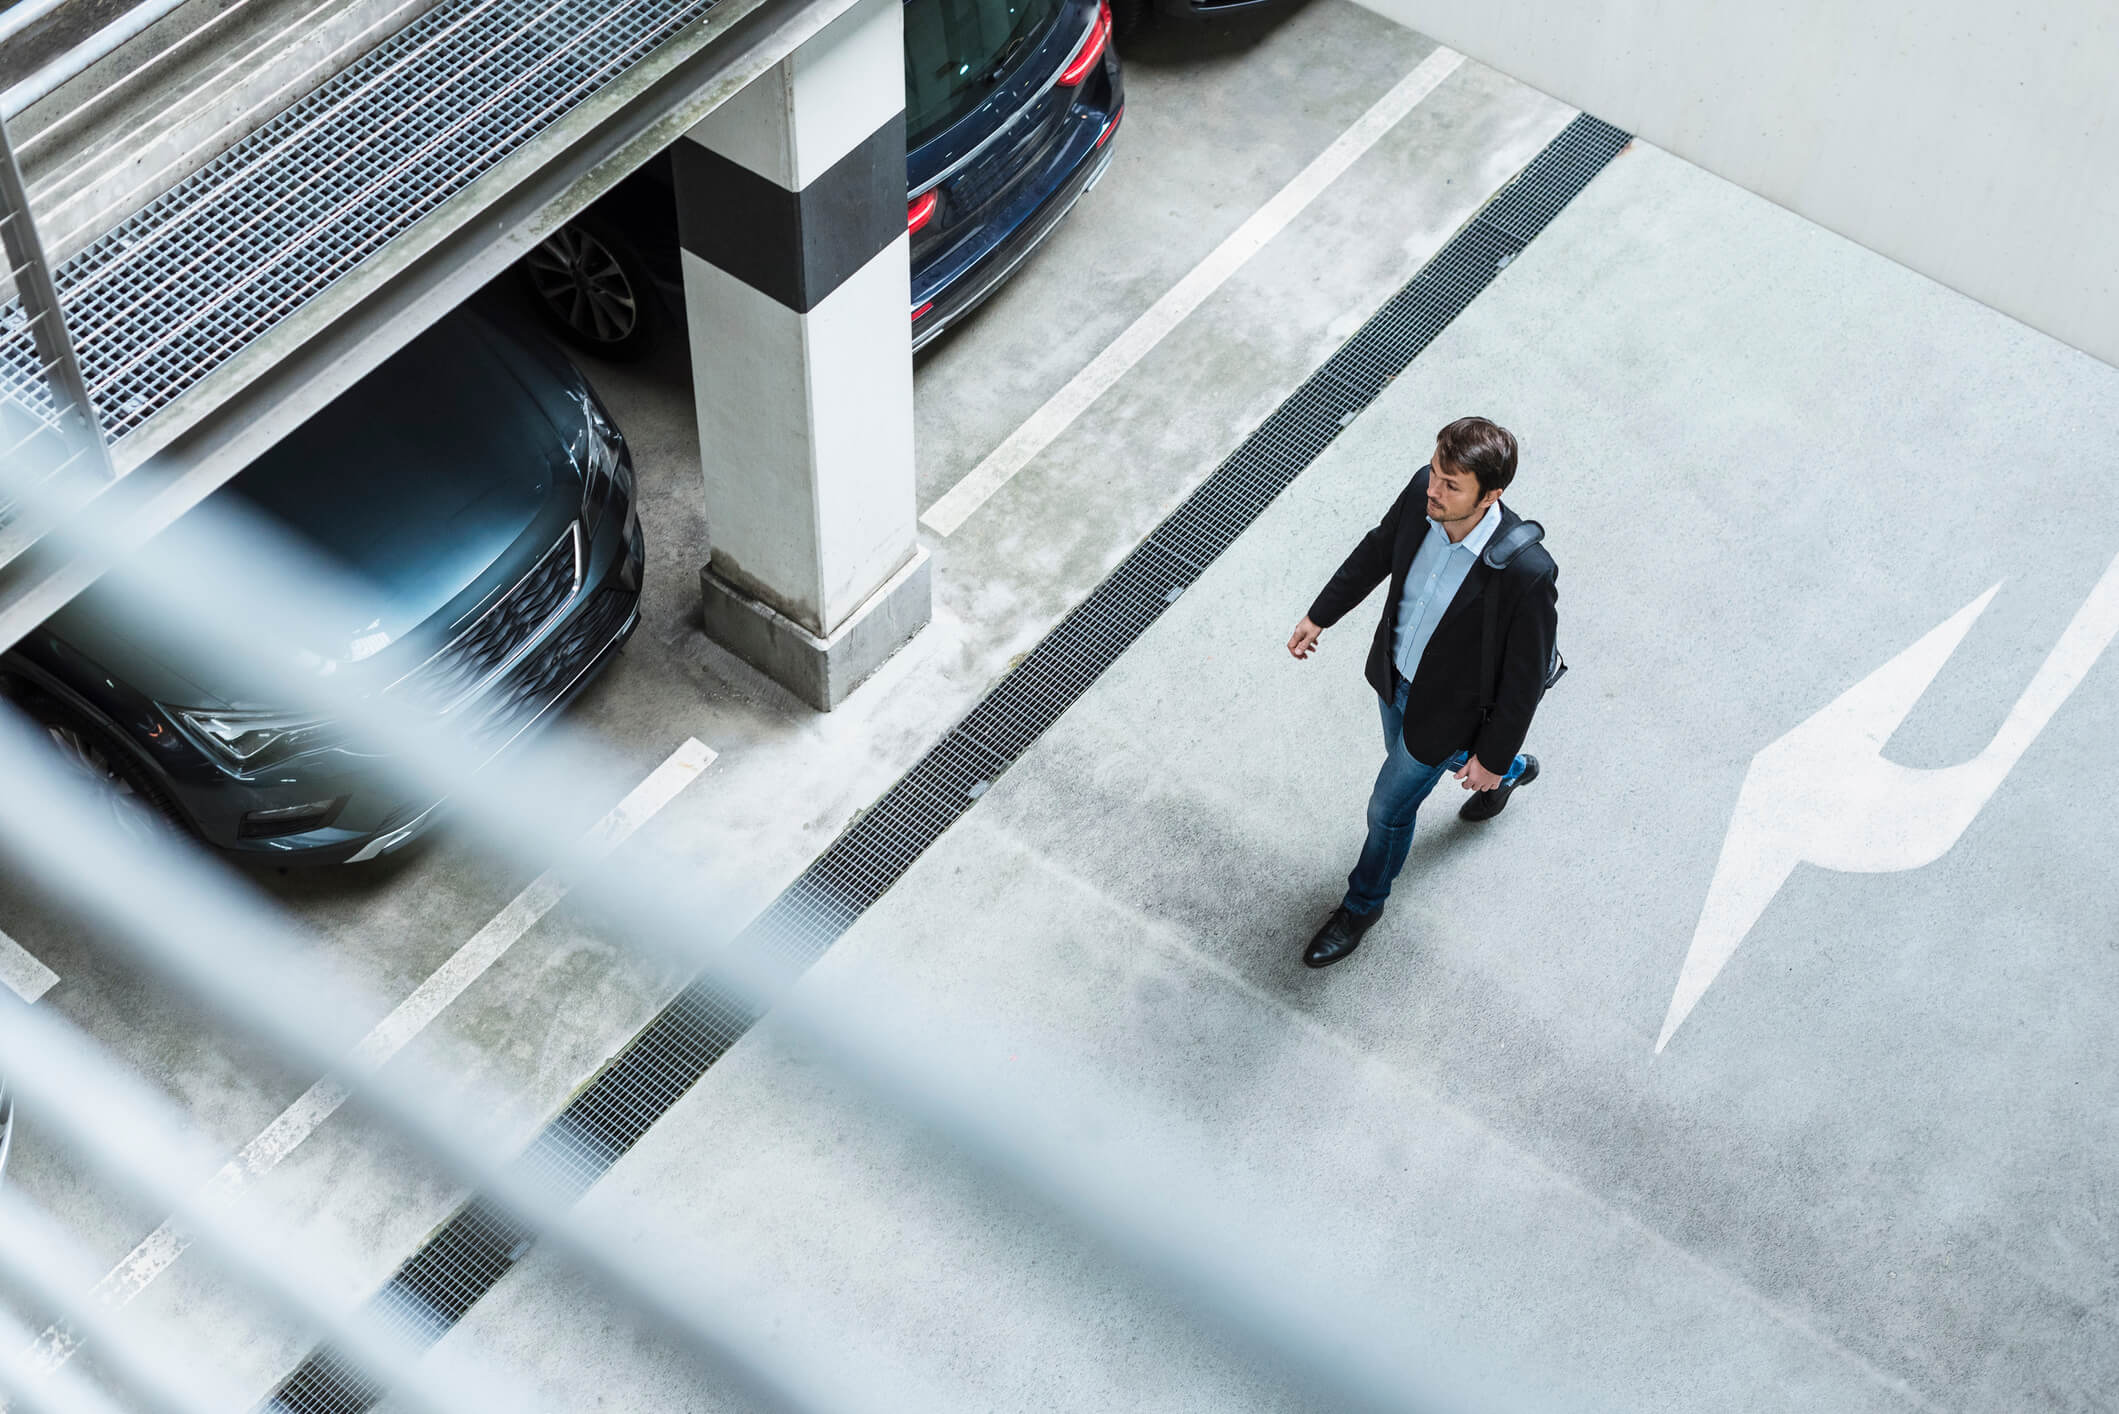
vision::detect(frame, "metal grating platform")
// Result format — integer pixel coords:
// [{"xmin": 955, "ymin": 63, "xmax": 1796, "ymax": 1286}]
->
[
  {"xmin": 263, "ymin": 113, "xmax": 1633, "ymax": 1414},
  {"xmin": 0, "ymin": 0, "xmax": 721, "ymax": 444}
]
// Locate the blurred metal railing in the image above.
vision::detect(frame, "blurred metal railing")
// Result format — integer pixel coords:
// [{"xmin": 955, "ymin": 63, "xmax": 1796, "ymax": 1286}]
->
[
  {"xmin": 0, "ymin": 6, "xmax": 1619, "ymax": 1410},
  {"xmin": 0, "ymin": 109, "xmax": 110, "ymax": 559}
]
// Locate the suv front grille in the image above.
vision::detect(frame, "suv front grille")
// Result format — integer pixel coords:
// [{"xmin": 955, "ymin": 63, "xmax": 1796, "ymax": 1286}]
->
[
  {"xmin": 392, "ymin": 524, "xmax": 582, "ymax": 714},
  {"xmin": 460, "ymin": 586, "xmax": 633, "ymax": 749}
]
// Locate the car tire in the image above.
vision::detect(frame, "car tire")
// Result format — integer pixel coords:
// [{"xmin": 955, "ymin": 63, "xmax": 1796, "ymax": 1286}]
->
[
  {"xmin": 519, "ymin": 217, "xmax": 659, "ymax": 362},
  {"xmin": 1111, "ymin": 0, "xmax": 1147, "ymax": 40},
  {"xmin": 24, "ymin": 697, "xmax": 186, "ymax": 847}
]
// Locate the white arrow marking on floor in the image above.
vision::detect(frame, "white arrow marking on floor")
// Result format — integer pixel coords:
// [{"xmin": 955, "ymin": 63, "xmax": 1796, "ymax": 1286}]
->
[
  {"xmin": 1658, "ymin": 553, "xmax": 2119, "ymax": 1053},
  {"xmin": 16, "ymin": 737, "xmax": 716, "ymax": 1380},
  {"xmin": 0, "ymin": 928, "xmax": 57, "ymax": 1005},
  {"xmin": 920, "ymin": 45, "xmax": 1466, "ymax": 537}
]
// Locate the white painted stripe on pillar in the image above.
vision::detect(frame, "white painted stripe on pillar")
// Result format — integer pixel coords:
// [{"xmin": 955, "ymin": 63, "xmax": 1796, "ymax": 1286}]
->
[
  {"xmin": 0, "ymin": 928, "xmax": 57, "ymax": 1005},
  {"xmin": 15, "ymin": 738, "xmax": 717, "ymax": 1380},
  {"xmin": 920, "ymin": 46, "xmax": 1467, "ymax": 538},
  {"xmin": 686, "ymin": 0, "xmax": 902, "ymax": 187}
]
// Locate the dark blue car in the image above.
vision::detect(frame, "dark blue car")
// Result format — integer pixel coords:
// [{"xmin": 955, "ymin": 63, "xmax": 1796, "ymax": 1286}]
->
[
  {"xmin": 518, "ymin": 0, "xmax": 1122, "ymax": 358},
  {"xmin": 1, "ymin": 312, "xmax": 644, "ymax": 865}
]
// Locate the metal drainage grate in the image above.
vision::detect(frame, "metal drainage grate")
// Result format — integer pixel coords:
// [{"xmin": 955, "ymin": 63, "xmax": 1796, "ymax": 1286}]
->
[
  {"xmin": 0, "ymin": 0, "xmax": 722, "ymax": 445},
  {"xmin": 263, "ymin": 112, "xmax": 1632, "ymax": 1414}
]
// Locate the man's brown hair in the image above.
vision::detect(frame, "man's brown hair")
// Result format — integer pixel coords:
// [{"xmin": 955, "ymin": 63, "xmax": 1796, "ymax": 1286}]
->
[{"xmin": 1435, "ymin": 416, "xmax": 1518, "ymax": 497}]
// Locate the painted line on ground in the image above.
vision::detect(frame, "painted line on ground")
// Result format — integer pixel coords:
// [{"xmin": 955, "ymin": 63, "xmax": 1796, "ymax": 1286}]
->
[
  {"xmin": 18, "ymin": 737, "xmax": 717, "ymax": 1380},
  {"xmin": 919, "ymin": 45, "xmax": 1465, "ymax": 538},
  {"xmin": 0, "ymin": 928, "xmax": 57, "ymax": 1005}
]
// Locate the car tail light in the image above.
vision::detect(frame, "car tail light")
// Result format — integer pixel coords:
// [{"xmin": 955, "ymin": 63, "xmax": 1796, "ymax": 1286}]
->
[
  {"xmin": 912, "ymin": 300, "xmax": 935, "ymax": 322},
  {"xmin": 1057, "ymin": 0, "xmax": 1112, "ymax": 87},
  {"xmin": 1096, "ymin": 104, "xmax": 1123, "ymax": 149},
  {"xmin": 908, "ymin": 190, "xmax": 939, "ymax": 233}
]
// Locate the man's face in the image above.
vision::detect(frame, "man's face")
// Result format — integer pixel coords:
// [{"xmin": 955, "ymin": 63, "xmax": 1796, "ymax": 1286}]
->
[{"xmin": 1426, "ymin": 447, "xmax": 1501, "ymax": 525}]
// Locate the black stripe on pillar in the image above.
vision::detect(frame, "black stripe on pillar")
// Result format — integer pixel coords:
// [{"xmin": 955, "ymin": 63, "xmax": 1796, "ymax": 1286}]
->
[{"xmin": 673, "ymin": 112, "xmax": 908, "ymax": 314}]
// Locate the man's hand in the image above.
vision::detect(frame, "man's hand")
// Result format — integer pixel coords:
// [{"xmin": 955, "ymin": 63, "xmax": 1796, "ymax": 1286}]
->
[
  {"xmin": 1453, "ymin": 757, "xmax": 1505, "ymax": 792},
  {"xmin": 1287, "ymin": 617, "xmax": 1324, "ymax": 660}
]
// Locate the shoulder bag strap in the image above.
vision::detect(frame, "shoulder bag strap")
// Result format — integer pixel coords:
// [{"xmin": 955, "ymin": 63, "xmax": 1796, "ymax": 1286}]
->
[{"xmin": 1477, "ymin": 519, "xmax": 1544, "ymax": 718}]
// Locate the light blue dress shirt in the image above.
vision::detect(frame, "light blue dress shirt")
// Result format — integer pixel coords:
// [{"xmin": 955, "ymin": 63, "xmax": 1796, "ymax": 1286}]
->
[{"xmin": 1391, "ymin": 500, "xmax": 1502, "ymax": 684}]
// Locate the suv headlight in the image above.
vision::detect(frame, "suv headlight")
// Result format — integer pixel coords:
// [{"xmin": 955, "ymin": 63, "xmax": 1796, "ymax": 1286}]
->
[
  {"xmin": 173, "ymin": 708, "xmax": 336, "ymax": 767},
  {"xmin": 571, "ymin": 387, "xmax": 634, "ymax": 540}
]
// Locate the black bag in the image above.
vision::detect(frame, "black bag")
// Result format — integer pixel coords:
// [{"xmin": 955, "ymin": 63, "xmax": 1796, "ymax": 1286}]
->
[{"xmin": 1477, "ymin": 519, "xmax": 1565, "ymax": 721}]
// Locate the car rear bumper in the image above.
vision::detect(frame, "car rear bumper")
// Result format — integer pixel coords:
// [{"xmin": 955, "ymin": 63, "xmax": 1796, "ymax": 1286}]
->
[
  {"xmin": 1154, "ymin": 0, "xmax": 1288, "ymax": 16},
  {"xmin": 912, "ymin": 66, "xmax": 1122, "ymax": 351}
]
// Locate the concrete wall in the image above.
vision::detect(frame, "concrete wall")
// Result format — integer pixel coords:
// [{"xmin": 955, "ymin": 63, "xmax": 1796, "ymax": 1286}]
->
[{"xmin": 1351, "ymin": 0, "xmax": 2119, "ymax": 371}]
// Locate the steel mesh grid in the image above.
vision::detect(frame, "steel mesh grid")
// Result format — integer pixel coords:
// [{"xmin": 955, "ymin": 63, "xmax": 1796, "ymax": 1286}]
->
[
  {"xmin": 953, "ymin": 660, "xmax": 1092, "ymax": 760},
  {"xmin": 262, "ymin": 112, "xmax": 1630, "ymax": 1414},
  {"xmin": 757, "ymin": 878, "xmax": 864, "ymax": 949},
  {"xmin": 0, "ymin": 329, "xmax": 56, "ymax": 420},
  {"xmin": 1479, "ymin": 115, "xmax": 1631, "ymax": 241},
  {"xmin": 1150, "ymin": 478, "xmax": 1270, "ymax": 570},
  {"xmin": 392, "ymin": 1202, "xmax": 528, "ymax": 1316},
  {"xmin": 0, "ymin": 0, "xmax": 721, "ymax": 443},
  {"xmin": 1114, "ymin": 537, "xmax": 1202, "ymax": 597},
  {"xmin": 1299, "ymin": 360, "xmax": 1387, "ymax": 419},
  {"xmin": 269, "ymin": 1351, "xmax": 380, "ymax": 1414}
]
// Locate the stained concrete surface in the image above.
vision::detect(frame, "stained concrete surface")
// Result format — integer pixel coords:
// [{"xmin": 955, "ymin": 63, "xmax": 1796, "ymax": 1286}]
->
[
  {"xmin": 0, "ymin": 6, "xmax": 1577, "ymax": 1402},
  {"xmin": 394, "ymin": 140, "xmax": 2119, "ymax": 1411}
]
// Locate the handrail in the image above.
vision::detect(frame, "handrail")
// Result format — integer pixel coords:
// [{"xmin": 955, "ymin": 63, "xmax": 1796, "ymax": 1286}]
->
[{"xmin": 1, "ymin": 0, "xmax": 191, "ymax": 119}]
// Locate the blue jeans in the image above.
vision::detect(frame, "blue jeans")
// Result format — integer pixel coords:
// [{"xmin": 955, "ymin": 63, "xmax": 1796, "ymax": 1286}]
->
[{"xmin": 1342, "ymin": 680, "xmax": 1526, "ymax": 916}]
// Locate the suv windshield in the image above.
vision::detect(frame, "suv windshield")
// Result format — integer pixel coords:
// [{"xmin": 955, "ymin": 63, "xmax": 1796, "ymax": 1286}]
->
[{"xmin": 904, "ymin": 0, "xmax": 1068, "ymax": 148}]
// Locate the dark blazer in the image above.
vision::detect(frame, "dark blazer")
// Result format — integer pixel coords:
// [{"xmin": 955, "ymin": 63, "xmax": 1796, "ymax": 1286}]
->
[{"xmin": 1307, "ymin": 466, "xmax": 1558, "ymax": 774}]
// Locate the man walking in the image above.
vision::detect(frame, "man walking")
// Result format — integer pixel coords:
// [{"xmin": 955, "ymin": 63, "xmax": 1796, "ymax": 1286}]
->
[{"xmin": 1287, "ymin": 416, "xmax": 1558, "ymax": 969}]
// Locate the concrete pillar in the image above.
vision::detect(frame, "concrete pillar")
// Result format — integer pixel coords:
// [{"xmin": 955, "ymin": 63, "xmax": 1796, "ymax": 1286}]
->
[{"xmin": 674, "ymin": 0, "xmax": 928, "ymax": 711}]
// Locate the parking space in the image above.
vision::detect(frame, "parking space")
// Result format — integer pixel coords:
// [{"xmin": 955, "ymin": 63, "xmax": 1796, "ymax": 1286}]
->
[
  {"xmin": 0, "ymin": 5, "xmax": 1579, "ymax": 1400},
  {"xmin": 403, "ymin": 139, "xmax": 2119, "ymax": 1413}
]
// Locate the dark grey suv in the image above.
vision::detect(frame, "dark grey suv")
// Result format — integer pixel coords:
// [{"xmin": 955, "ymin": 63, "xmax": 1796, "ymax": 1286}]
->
[{"xmin": 0, "ymin": 310, "xmax": 643, "ymax": 865}]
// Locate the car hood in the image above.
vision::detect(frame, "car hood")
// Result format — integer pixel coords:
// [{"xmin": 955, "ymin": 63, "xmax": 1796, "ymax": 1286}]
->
[{"xmin": 50, "ymin": 315, "xmax": 581, "ymax": 706}]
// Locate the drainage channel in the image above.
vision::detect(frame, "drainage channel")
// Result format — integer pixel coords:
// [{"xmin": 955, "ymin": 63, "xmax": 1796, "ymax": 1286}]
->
[{"xmin": 265, "ymin": 112, "xmax": 1634, "ymax": 1414}]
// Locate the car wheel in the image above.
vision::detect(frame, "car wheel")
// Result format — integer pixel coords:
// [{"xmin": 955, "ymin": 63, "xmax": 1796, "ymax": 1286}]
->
[
  {"xmin": 520, "ymin": 218, "xmax": 658, "ymax": 361},
  {"xmin": 1111, "ymin": 0, "xmax": 1147, "ymax": 40},
  {"xmin": 33, "ymin": 706, "xmax": 183, "ymax": 847}
]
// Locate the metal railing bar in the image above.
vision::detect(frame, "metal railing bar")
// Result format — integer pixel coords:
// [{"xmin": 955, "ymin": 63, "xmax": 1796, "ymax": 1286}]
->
[
  {"xmin": 0, "ymin": 0, "xmax": 192, "ymax": 121},
  {"xmin": 0, "ymin": 423, "xmax": 71, "ymax": 458},
  {"xmin": 0, "ymin": 1191, "xmax": 233, "ymax": 1414},
  {"xmin": 0, "ymin": 703, "xmax": 922, "ymax": 1414},
  {"xmin": 0, "ymin": 697, "xmax": 1515, "ymax": 1414},
  {"xmin": 0, "ymin": 430, "xmax": 1565, "ymax": 1413},
  {"xmin": 0, "ymin": 114, "xmax": 108, "ymax": 480},
  {"xmin": 0, "ymin": 0, "xmax": 75, "ymax": 48},
  {"xmin": 0, "ymin": 995, "xmax": 548, "ymax": 1414},
  {"xmin": 9, "ymin": 0, "xmax": 277, "ymax": 143},
  {"xmin": 0, "ymin": 1307, "xmax": 129, "ymax": 1414}
]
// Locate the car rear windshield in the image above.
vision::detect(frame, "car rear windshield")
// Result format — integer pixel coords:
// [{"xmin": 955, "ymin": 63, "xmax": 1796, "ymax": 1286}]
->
[{"xmin": 904, "ymin": 0, "xmax": 1069, "ymax": 149}]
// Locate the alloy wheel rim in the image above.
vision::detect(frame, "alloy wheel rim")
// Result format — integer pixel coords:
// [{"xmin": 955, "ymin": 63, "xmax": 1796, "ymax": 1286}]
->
[{"xmin": 524, "ymin": 227, "xmax": 639, "ymax": 345}]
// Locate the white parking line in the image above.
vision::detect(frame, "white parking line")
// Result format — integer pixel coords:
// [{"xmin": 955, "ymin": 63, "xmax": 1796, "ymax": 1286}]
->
[
  {"xmin": 17, "ymin": 737, "xmax": 717, "ymax": 1379},
  {"xmin": 919, "ymin": 45, "xmax": 1466, "ymax": 538},
  {"xmin": 0, "ymin": 928, "xmax": 57, "ymax": 1005}
]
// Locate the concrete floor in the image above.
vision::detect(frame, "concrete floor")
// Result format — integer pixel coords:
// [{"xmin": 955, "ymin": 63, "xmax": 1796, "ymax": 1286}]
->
[
  {"xmin": 380, "ymin": 127, "xmax": 2119, "ymax": 1414},
  {"xmin": 0, "ymin": 2, "xmax": 1586, "ymax": 1403}
]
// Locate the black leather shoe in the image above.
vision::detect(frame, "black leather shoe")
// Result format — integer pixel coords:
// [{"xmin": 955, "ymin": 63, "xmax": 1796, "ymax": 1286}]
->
[
  {"xmin": 1459, "ymin": 754, "xmax": 1538, "ymax": 822},
  {"xmin": 1303, "ymin": 905, "xmax": 1382, "ymax": 969}
]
